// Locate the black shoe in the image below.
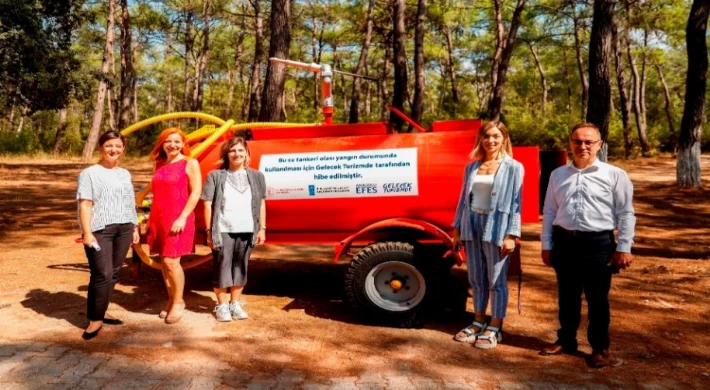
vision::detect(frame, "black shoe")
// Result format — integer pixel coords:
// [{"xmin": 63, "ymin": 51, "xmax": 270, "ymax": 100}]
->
[
  {"xmin": 103, "ymin": 318, "xmax": 124, "ymax": 325},
  {"xmin": 82, "ymin": 326, "xmax": 102, "ymax": 340}
]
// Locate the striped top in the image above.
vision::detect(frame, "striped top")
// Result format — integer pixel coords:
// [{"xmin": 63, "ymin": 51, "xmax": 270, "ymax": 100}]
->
[{"xmin": 77, "ymin": 165, "xmax": 138, "ymax": 233}]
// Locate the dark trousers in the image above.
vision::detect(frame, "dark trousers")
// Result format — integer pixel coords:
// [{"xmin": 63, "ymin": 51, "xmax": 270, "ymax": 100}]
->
[
  {"xmin": 551, "ymin": 227, "xmax": 615, "ymax": 352},
  {"xmin": 83, "ymin": 223, "xmax": 134, "ymax": 321},
  {"xmin": 212, "ymin": 233, "xmax": 252, "ymax": 289}
]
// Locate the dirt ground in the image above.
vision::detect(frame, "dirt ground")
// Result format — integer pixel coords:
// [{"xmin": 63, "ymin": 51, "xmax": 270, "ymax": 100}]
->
[{"xmin": 0, "ymin": 154, "xmax": 709, "ymax": 388}]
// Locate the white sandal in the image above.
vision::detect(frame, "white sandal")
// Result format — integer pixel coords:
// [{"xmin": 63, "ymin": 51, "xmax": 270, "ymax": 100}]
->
[
  {"xmin": 454, "ymin": 320, "xmax": 487, "ymax": 343},
  {"xmin": 474, "ymin": 325, "xmax": 502, "ymax": 349}
]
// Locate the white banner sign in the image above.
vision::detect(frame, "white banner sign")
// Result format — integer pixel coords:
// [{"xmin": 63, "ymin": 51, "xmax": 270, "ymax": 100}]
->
[{"xmin": 259, "ymin": 148, "xmax": 418, "ymax": 200}]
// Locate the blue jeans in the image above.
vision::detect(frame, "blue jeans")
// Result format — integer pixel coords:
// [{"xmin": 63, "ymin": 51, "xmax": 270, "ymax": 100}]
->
[{"xmin": 463, "ymin": 212, "xmax": 510, "ymax": 319}]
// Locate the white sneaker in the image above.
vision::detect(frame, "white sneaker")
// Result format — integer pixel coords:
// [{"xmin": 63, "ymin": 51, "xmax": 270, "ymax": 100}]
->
[
  {"xmin": 214, "ymin": 303, "xmax": 231, "ymax": 322},
  {"xmin": 229, "ymin": 301, "xmax": 248, "ymax": 320}
]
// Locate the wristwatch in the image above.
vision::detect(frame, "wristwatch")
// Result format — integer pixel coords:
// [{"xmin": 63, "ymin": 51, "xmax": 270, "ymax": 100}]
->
[{"xmin": 260, "ymin": 226, "xmax": 266, "ymax": 231}]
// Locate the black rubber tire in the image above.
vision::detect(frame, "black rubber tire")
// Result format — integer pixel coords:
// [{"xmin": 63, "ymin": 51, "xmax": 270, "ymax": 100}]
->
[{"xmin": 344, "ymin": 241, "xmax": 432, "ymax": 328}]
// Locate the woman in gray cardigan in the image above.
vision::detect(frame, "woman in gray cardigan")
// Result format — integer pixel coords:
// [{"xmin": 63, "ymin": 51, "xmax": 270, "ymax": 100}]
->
[{"xmin": 201, "ymin": 137, "xmax": 266, "ymax": 322}]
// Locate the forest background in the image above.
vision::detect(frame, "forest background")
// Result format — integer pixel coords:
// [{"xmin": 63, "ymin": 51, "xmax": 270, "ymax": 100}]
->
[{"xmin": 0, "ymin": 0, "xmax": 708, "ymax": 186}]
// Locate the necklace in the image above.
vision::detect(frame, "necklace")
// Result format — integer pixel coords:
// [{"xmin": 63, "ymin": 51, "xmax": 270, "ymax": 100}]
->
[{"xmin": 226, "ymin": 170, "xmax": 249, "ymax": 193}]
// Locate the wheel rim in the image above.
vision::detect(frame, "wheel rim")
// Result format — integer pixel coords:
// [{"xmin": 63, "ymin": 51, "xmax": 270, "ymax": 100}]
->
[{"xmin": 364, "ymin": 261, "xmax": 426, "ymax": 312}]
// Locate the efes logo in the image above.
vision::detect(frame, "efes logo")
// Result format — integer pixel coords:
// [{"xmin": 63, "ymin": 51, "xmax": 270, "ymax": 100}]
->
[
  {"xmin": 382, "ymin": 182, "xmax": 413, "ymax": 193},
  {"xmin": 355, "ymin": 183, "xmax": 378, "ymax": 194},
  {"xmin": 308, "ymin": 184, "xmax": 316, "ymax": 196}
]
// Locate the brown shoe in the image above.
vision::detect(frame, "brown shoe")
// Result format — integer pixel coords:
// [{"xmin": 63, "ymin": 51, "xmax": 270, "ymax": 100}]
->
[
  {"xmin": 539, "ymin": 343, "xmax": 577, "ymax": 356},
  {"xmin": 588, "ymin": 350, "xmax": 620, "ymax": 369}
]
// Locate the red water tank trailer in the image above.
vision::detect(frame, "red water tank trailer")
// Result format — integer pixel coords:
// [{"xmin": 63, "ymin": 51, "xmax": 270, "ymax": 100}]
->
[{"xmin": 126, "ymin": 59, "xmax": 543, "ymax": 327}]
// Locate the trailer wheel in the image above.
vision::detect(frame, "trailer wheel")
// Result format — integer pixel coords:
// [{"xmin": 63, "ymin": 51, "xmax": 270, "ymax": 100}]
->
[{"xmin": 345, "ymin": 241, "xmax": 430, "ymax": 327}]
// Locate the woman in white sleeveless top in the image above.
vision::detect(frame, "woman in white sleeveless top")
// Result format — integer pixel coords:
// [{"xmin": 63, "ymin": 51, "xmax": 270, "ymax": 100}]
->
[{"xmin": 452, "ymin": 121, "xmax": 524, "ymax": 349}]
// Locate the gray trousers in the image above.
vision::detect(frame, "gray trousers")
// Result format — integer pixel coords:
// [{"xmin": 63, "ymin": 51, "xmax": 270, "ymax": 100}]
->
[{"xmin": 212, "ymin": 233, "xmax": 252, "ymax": 288}]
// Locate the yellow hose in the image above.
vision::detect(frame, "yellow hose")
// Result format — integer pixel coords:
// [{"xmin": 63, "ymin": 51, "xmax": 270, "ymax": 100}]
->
[
  {"xmin": 120, "ymin": 111, "xmax": 226, "ymax": 137},
  {"xmin": 190, "ymin": 119, "xmax": 235, "ymax": 159}
]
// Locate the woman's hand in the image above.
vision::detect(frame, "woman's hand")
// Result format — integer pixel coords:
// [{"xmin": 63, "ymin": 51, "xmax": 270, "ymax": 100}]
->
[
  {"xmin": 452, "ymin": 229, "xmax": 462, "ymax": 251},
  {"xmin": 500, "ymin": 237, "xmax": 516, "ymax": 257},
  {"xmin": 170, "ymin": 217, "xmax": 186, "ymax": 235},
  {"xmin": 256, "ymin": 229, "xmax": 266, "ymax": 245},
  {"xmin": 82, "ymin": 233, "xmax": 98, "ymax": 248},
  {"xmin": 132, "ymin": 229, "xmax": 140, "ymax": 244},
  {"xmin": 207, "ymin": 234, "xmax": 220, "ymax": 251}
]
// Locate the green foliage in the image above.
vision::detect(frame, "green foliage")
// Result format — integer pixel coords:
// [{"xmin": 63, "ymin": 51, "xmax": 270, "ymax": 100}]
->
[
  {"xmin": 0, "ymin": 0, "xmax": 704, "ymax": 159},
  {"xmin": 0, "ymin": 0, "xmax": 88, "ymax": 113}
]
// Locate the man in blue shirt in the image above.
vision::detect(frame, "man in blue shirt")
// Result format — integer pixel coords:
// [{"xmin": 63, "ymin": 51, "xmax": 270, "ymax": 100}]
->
[{"xmin": 539, "ymin": 123, "xmax": 635, "ymax": 368}]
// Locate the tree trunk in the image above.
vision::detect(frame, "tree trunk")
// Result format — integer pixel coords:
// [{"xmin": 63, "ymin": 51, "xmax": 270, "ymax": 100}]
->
[
  {"xmin": 364, "ymin": 77, "xmax": 372, "ymax": 116},
  {"xmin": 258, "ymin": 0, "xmax": 291, "ymax": 122},
  {"xmin": 677, "ymin": 0, "xmax": 709, "ymax": 188},
  {"xmin": 107, "ymin": 23, "xmax": 117, "ymax": 133},
  {"xmin": 15, "ymin": 107, "xmax": 27, "ymax": 133},
  {"xmin": 7, "ymin": 104, "xmax": 15, "ymax": 131},
  {"xmin": 380, "ymin": 41, "xmax": 391, "ymax": 120},
  {"xmin": 53, "ymin": 108, "xmax": 69, "ymax": 155},
  {"xmin": 310, "ymin": 4, "xmax": 319, "ymax": 111},
  {"xmin": 572, "ymin": 5, "xmax": 589, "ymax": 120},
  {"xmin": 487, "ymin": 0, "xmax": 526, "ymax": 121},
  {"xmin": 490, "ymin": 0, "xmax": 505, "ymax": 95},
  {"xmin": 247, "ymin": 0, "xmax": 264, "ymax": 122},
  {"xmin": 389, "ymin": 0, "xmax": 408, "ymax": 131},
  {"xmin": 409, "ymin": 0, "xmax": 427, "ymax": 130},
  {"xmin": 118, "ymin": 0, "xmax": 136, "ymax": 131},
  {"xmin": 562, "ymin": 46, "xmax": 573, "ymax": 115},
  {"xmin": 192, "ymin": 0, "xmax": 210, "ymax": 112},
  {"xmin": 527, "ymin": 42, "xmax": 548, "ymax": 113},
  {"xmin": 627, "ymin": 39, "xmax": 650, "ymax": 155},
  {"xmin": 655, "ymin": 62, "xmax": 677, "ymax": 151},
  {"xmin": 613, "ymin": 23, "xmax": 634, "ymax": 159},
  {"xmin": 442, "ymin": 24, "xmax": 459, "ymax": 111},
  {"xmin": 348, "ymin": 0, "xmax": 375, "ymax": 124},
  {"xmin": 225, "ymin": 31, "xmax": 244, "ymax": 119},
  {"xmin": 586, "ymin": 0, "xmax": 615, "ymax": 162},
  {"xmin": 82, "ymin": 0, "xmax": 116, "ymax": 162},
  {"xmin": 182, "ymin": 3, "xmax": 195, "ymax": 111}
]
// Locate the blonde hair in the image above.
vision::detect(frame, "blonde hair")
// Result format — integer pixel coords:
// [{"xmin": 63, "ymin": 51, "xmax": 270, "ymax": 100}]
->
[{"xmin": 468, "ymin": 121, "xmax": 513, "ymax": 160}]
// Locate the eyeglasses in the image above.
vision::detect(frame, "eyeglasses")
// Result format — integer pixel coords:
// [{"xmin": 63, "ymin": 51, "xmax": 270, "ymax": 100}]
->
[{"xmin": 571, "ymin": 139, "xmax": 601, "ymax": 147}]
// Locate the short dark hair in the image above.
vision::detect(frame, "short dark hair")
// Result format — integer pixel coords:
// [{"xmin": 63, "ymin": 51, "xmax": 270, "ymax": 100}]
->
[
  {"xmin": 570, "ymin": 123, "xmax": 601, "ymax": 139},
  {"xmin": 98, "ymin": 130, "xmax": 125, "ymax": 147}
]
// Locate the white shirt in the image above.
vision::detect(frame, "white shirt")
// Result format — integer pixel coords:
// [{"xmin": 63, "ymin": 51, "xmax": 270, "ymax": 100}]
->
[
  {"xmin": 77, "ymin": 165, "xmax": 138, "ymax": 233},
  {"xmin": 541, "ymin": 159, "xmax": 635, "ymax": 252},
  {"xmin": 218, "ymin": 179, "xmax": 254, "ymax": 233},
  {"xmin": 470, "ymin": 173, "xmax": 494, "ymax": 211}
]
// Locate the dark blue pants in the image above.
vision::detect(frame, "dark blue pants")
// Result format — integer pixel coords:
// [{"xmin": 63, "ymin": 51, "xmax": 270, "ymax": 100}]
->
[
  {"xmin": 83, "ymin": 223, "xmax": 134, "ymax": 321},
  {"xmin": 551, "ymin": 227, "xmax": 615, "ymax": 353}
]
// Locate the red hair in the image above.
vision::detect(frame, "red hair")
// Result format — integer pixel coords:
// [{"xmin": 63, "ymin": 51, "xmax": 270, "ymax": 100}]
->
[{"xmin": 151, "ymin": 128, "xmax": 192, "ymax": 162}]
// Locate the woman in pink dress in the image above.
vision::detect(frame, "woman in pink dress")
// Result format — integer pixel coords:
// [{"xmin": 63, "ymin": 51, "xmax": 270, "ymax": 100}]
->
[{"xmin": 149, "ymin": 128, "xmax": 202, "ymax": 324}]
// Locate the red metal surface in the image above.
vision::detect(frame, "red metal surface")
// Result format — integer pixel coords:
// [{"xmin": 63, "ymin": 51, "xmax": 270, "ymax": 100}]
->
[
  {"xmin": 250, "ymin": 122, "xmax": 388, "ymax": 141},
  {"xmin": 430, "ymin": 119, "xmax": 483, "ymax": 132},
  {"xmin": 194, "ymin": 123, "xmax": 540, "ymax": 246},
  {"xmin": 333, "ymin": 218, "xmax": 465, "ymax": 265}
]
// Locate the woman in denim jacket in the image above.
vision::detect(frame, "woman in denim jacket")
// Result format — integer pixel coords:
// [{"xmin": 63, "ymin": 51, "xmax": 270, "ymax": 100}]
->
[{"xmin": 452, "ymin": 121, "xmax": 524, "ymax": 349}]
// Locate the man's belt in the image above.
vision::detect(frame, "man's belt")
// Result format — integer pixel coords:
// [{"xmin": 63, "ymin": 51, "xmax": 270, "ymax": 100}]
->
[{"xmin": 553, "ymin": 226, "xmax": 613, "ymax": 238}]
